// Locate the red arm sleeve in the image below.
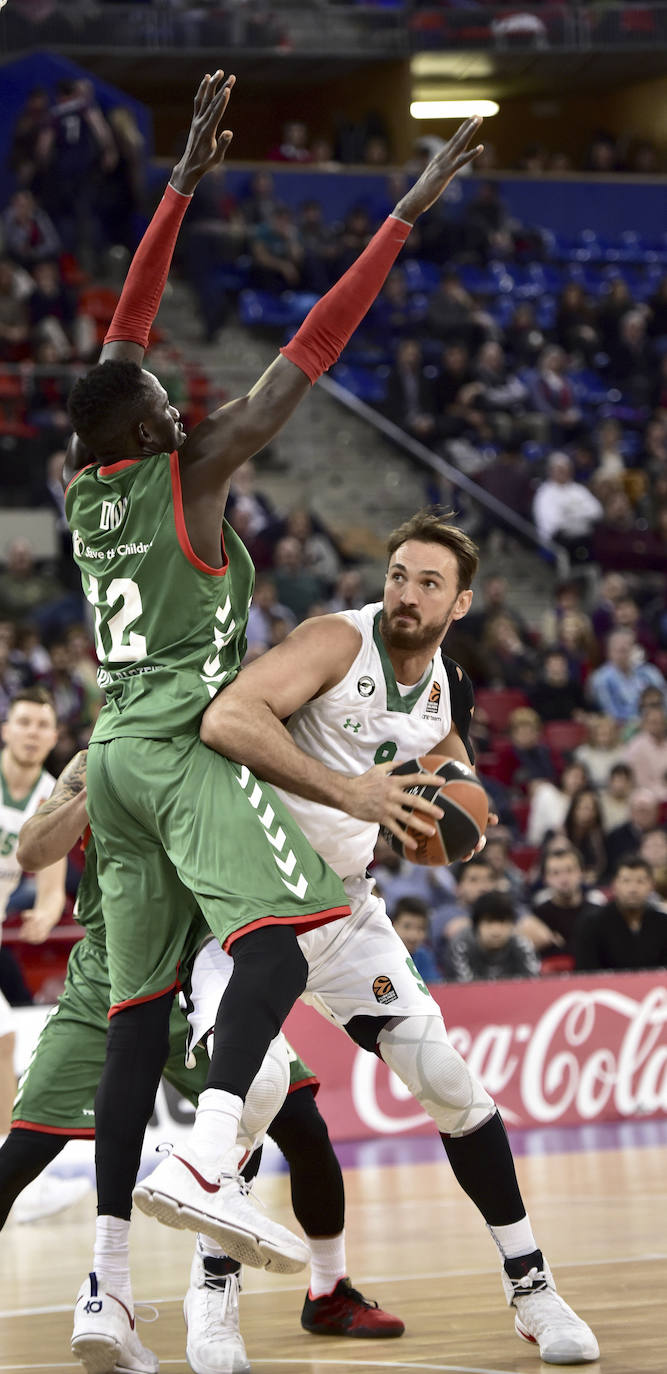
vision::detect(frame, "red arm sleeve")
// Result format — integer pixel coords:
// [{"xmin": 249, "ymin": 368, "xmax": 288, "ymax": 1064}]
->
[
  {"xmin": 280, "ymin": 214, "xmax": 412, "ymax": 384},
  {"xmin": 103, "ymin": 183, "xmax": 192, "ymax": 350}
]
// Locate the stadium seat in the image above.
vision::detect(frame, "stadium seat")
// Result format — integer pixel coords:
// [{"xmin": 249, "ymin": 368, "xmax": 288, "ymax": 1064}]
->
[
  {"xmin": 475, "ymin": 688, "xmax": 529, "ymax": 733},
  {"xmin": 543, "ymin": 720, "xmax": 589, "ymax": 756},
  {"xmin": 510, "ymin": 844, "xmax": 540, "ymax": 873},
  {"xmin": 540, "ymin": 953, "xmax": 575, "ymax": 976}
]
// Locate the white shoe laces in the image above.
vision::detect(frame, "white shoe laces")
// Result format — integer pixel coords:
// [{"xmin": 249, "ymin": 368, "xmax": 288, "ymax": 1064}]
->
[{"xmin": 200, "ymin": 1273, "xmax": 240, "ymax": 1339}]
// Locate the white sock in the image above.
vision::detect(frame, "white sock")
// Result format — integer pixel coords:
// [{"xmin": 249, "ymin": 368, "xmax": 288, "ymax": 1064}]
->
[
  {"xmin": 308, "ymin": 1231, "xmax": 347, "ymax": 1298},
  {"xmin": 487, "ymin": 1217, "xmax": 538, "ymax": 1261},
  {"xmin": 189, "ymin": 1088, "xmax": 243, "ymax": 1174},
  {"xmin": 93, "ymin": 1216, "xmax": 133, "ymax": 1308},
  {"xmin": 197, "ymin": 1231, "xmax": 229, "ymax": 1260}
]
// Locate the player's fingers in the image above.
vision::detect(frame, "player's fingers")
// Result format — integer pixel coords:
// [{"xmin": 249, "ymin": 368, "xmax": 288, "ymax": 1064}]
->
[
  {"xmin": 209, "ymin": 74, "xmax": 236, "ymax": 124},
  {"xmin": 449, "ymin": 115, "xmax": 483, "ymax": 152},
  {"xmin": 394, "ymin": 790, "xmax": 443, "ymax": 820},
  {"xmin": 393, "ymin": 810, "xmax": 437, "ymax": 837},
  {"xmin": 395, "ymin": 770, "xmax": 443, "ymax": 788},
  {"xmin": 455, "ymin": 145, "xmax": 484, "ymax": 171},
  {"xmin": 193, "ymin": 74, "xmax": 210, "ymax": 116},
  {"xmin": 487, "ymin": 811, "xmax": 499, "ymax": 827},
  {"xmin": 384, "ymin": 817, "xmax": 420, "ymax": 851}
]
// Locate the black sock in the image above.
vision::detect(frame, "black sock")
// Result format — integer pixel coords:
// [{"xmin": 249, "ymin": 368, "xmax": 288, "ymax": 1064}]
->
[
  {"xmin": 206, "ymin": 924, "xmax": 307, "ymax": 1099},
  {"xmin": 441, "ymin": 1111, "xmax": 526, "ymax": 1226},
  {"xmin": 95, "ymin": 990, "xmax": 173, "ymax": 1219},
  {"xmin": 268, "ymin": 1085, "xmax": 345, "ymax": 1236},
  {"xmin": 0, "ymin": 1128, "xmax": 67, "ymax": 1230}
]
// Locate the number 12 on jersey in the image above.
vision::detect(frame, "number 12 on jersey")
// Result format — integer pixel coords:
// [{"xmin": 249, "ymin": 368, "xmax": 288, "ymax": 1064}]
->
[{"xmin": 85, "ymin": 574, "xmax": 147, "ymax": 664}]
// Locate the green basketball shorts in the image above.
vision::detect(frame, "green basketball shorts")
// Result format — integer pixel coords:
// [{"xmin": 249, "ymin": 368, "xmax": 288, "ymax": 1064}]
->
[{"xmin": 87, "ymin": 735, "xmax": 349, "ymax": 1010}]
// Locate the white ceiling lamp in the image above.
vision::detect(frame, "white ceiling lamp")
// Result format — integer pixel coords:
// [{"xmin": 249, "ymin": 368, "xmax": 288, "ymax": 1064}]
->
[{"xmin": 410, "ymin": 100, "xmax": 500, "ymax": 119}]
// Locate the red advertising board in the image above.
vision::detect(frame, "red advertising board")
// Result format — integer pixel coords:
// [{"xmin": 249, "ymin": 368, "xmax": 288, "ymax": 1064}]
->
[{"xmin": 285, "ymin": 971, "xmax": 667, "ymax": 1139}]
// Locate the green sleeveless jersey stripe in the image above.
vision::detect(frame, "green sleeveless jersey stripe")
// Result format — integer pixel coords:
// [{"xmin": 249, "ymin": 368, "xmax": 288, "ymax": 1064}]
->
[{"xmin": 65, "ymin": 451, "xmax": 254, "ymax": 739}]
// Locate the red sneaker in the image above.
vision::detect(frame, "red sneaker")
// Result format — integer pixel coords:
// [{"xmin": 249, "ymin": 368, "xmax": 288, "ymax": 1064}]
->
[{"xmin": 301, "ymin": 1277, "xmax": 405, "ymax": 1338}]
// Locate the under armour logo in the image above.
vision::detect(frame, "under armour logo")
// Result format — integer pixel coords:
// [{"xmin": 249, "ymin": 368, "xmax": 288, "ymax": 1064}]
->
[{"xmin": 343, "ymin": 718, "xmax": 361, "ymax": 732}]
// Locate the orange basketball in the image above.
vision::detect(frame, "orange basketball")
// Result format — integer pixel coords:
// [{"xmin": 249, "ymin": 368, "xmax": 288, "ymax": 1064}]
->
[{"xmin": 391, "ymin": 754, "xmax": 489, "ymax": 866}]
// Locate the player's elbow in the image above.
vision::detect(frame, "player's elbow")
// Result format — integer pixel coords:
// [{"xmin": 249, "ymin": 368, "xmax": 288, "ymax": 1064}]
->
[
  {"xmin": 16, "ymin": 833, "xmax": 41, "ymax": 872},
  {"xmin": 200, "ymin": 695, "xmax": 242, "ymax": 756}
]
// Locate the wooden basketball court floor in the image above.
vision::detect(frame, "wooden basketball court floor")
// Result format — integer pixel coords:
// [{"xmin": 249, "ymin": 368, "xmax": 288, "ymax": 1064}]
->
[{"xmin": 2, "ymin": 1124, "xmax": 666, "ymax": 1374}]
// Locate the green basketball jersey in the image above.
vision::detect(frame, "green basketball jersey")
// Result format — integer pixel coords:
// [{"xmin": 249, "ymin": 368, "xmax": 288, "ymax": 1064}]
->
[{"xmin": 65, "ymin": 452, "xmax": 254, "ymax": 739}]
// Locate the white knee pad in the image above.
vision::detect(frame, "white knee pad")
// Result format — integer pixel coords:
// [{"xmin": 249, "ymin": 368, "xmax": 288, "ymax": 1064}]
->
[
  {"xmin": 377, "ymin": 1014, "xmax": 495, "ymax": 1137},
  {"xmin": 237, "ymin": 1032, "xmax": 290, "ymax": 1155}
]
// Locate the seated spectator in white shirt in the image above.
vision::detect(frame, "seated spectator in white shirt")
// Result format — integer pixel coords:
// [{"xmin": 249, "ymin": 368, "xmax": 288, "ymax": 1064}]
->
[
  {"xmin": 574, "ymin": 713, "xmax": 627, "ymax": 789},
  {"xmin": 621, "ymin": 702, "xmax": 667, "ymax": 802},
  {"xmin": 532, "ymin": 451, "xmax": 603, "ymax": 546}
]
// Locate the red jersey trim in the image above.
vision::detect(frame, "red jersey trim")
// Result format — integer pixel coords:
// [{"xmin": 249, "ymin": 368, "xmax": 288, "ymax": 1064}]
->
[
  {"xmin": 108, "ymin": 977, "xmax": 179, "ymax": 1020},
  {"xmin": 12, "ymin": 1120, "xmax": 96, "ymax": 1139},
  {"xmin": 98, "ymin": 459, "xmax": 141, "ymax": 477},
  {"xmin": 222, "ymin": 903, "xmax": 350, "ymax": 953},
  {"xmin": 64, "ymin": 461, "xmax": 97, "ymax": 499},
  {"xmin": 169, "ymin": 451, "xmax": 229, "ymax": 577},
  {"xmin": 288, "ymin": 1076, "xmax": 320, "ymax": 1098}
]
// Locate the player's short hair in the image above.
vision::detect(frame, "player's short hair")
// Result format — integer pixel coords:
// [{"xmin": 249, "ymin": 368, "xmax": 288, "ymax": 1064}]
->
[
  {"xmin": 391, "ymin": 895, "xmax": 430, "ymax": 924},
  {"xmin": 471, "ymin": 890, "xmax": 516, "ymax": 927},
  {"xmin": 6, "ymin": 686, "xmax": 56, "ymax": 717},
  {"xmin": 386, "ymin": 508, "xmax": 479, "ymax": 592},
  {"xmin": 68, "ymin": 360, "xmax": 154, "ymax": 451}
]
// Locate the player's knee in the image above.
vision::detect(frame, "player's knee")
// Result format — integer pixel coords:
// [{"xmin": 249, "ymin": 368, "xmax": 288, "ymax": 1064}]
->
[
  {"xmin": 378, "ymin": 1014, "xmax": 495, "ymax": 1137},
  {"xmin": 238, "ymin": 1033, "xmax": 290, "ymax": 1151},
  {"xmin": 268, "ymin": 1084, "xmax": 329, "ymax": 1161}
]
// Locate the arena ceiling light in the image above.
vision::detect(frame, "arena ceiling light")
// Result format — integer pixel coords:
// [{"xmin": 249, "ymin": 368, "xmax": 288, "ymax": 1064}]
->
[{"xmin": 410, "ymin": 100, "xmax": 500, "ymax": 119}]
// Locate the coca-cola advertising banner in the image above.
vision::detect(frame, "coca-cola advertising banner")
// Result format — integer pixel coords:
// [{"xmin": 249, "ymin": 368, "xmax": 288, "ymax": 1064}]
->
[{"xmin": 285, "ymin": 972, "xmax": 667, "ymax": 1137}]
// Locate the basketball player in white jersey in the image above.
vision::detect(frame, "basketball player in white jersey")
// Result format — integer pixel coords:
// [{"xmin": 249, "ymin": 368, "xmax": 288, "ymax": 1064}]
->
[
  {"xmin": 0, "ymin": 686, "xmax": 89, "ymax": 1221},
  {"xmin": 195, "ymin": 509, "xmax": 600, "ymax": 1365}
]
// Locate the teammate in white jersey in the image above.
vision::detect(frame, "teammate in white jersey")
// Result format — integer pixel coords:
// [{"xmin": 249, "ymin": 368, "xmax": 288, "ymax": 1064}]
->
[
  {"xmin": 0, "ymin": 686, "xmax": 89, "ymax": 1222},
  {"xmin": 201, "ymin": 509, "xmax": 600, "ymax": 1366}
]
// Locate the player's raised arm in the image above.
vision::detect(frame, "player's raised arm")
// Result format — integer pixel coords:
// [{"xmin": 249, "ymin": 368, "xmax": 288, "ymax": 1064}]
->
[
  {"xmin": 63, "ymin": 70, "xmax": 235, "ymax": 485},
  {"xmin": 179, "ymin": 117, "xmax": 484, "ymax": 488},
  {"xmin": 200, "ymin": 618, "xmax": 445, "ymax": 849},
  {"xmin": 17, "ymin": 750, "xmax": 88, "ymax": 871}
]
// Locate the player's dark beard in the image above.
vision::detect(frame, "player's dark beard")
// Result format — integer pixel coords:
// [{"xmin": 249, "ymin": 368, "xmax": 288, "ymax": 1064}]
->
[{"xmin": 380, "ymin": 598, "xmax": 457, "ymax": 652}]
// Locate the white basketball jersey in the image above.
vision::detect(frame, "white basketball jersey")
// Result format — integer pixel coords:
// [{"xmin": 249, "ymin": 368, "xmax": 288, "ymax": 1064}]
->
[
  {"xmin": 0, "ymin": 766, "xmax": 55, "ymax": 929},
  {"xmin": 274, "ymin": 602, "xmax": 452, "ymax": 880}
]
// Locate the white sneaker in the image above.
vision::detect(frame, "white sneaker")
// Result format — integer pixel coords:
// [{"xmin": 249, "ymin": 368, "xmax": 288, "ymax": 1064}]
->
[
  {"xmin": 133, "ymin": 1149, "xmax": 309, "ymax": 1274},
  {"xmin": 184, "ymin": 1252, "xmax": 250, "ymax": 1374},
  {"xmin": 502, "ymin": 1253, "xmax": 600, "ymax": 1364},
  {"xmin": 72, "ymin": 1273, "xmax": 159, "ymax": 1374},
  {"xmin": 13, "ymin": 1172, "xmax": 91, "ymax": 1224}
]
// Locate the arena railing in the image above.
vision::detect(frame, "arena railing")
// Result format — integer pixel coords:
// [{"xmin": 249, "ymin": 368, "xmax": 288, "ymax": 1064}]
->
[{"xmin": 319, "ymin": 372, "xmax": 571, "ymax": 578}]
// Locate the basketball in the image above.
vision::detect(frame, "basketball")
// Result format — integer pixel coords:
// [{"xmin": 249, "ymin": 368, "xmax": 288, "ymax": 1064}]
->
[{"xmin": 390, "ymin": 754, "xmax": 489, "ymax": 866}]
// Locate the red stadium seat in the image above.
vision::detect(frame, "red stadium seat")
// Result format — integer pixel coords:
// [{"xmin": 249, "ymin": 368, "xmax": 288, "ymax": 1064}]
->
[
  {"xmin": 474, "ymin": 688, "xmax": 530, "ymax": 734},
  {"xmin": 543, "ymin": 720, "xmax": 589, "ymax": 756},
  {"xmin": 510, "ymin": 844, "xmax": 540, "ymax": 873},
  {"xmin": 540, "ymin": 954, "xmax": 575, "ymax": 976},
  {"xmin": 511, "ymin": 797, "xmax": 530, "ymax": 834}
]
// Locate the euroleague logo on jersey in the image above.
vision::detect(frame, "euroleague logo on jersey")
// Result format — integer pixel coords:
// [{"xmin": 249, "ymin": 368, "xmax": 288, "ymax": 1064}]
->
[
  {"xmin": 425, "ymin": 680, "xmax": 441, "ymax": 714},
  {"xmin": 357, "ymin": 676, "xmax": 375, "ymax": 698},
  {"xmin": 373, "ymin": 974, "xmax": 398, "ymax": 1005}
]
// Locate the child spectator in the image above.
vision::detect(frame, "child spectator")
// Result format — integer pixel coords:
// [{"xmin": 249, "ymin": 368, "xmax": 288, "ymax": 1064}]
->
[
  {"xmin": 444, "ymin": 891, "xmax": 539, "ymax": 983},
  {"xmin": 390, "ymin": 896, "xmax": 443, "ymax": 984}
]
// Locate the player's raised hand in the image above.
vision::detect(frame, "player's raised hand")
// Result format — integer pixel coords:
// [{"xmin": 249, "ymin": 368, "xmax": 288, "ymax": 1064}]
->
[
  {"xmin": 345, "ymin": 761, "xmax": 444, "ymax": 852},
  {"xmin": 170, "ymin": 70, "xmax": 236, "ymax": 196},
  {"xmin": 393, "ymin": 117, "xmax": 484, "ymax": 225}
]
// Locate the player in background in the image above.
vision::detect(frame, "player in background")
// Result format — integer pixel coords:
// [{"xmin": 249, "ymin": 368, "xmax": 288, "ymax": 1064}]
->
[
  {"xmin": 62, "ymin": 69, "xmax": 481, "ymax": 1367},
  {"xmin": 3, "ymin": 753, "xmax": 403, "ymax": 1374},
  {"xmin": 0, "ymin": 687, "xmax": 88, "ymax": 1223},
  {"xmin": 200, "ymin": 510, "xmax": 600, "ymax": 1365}
]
